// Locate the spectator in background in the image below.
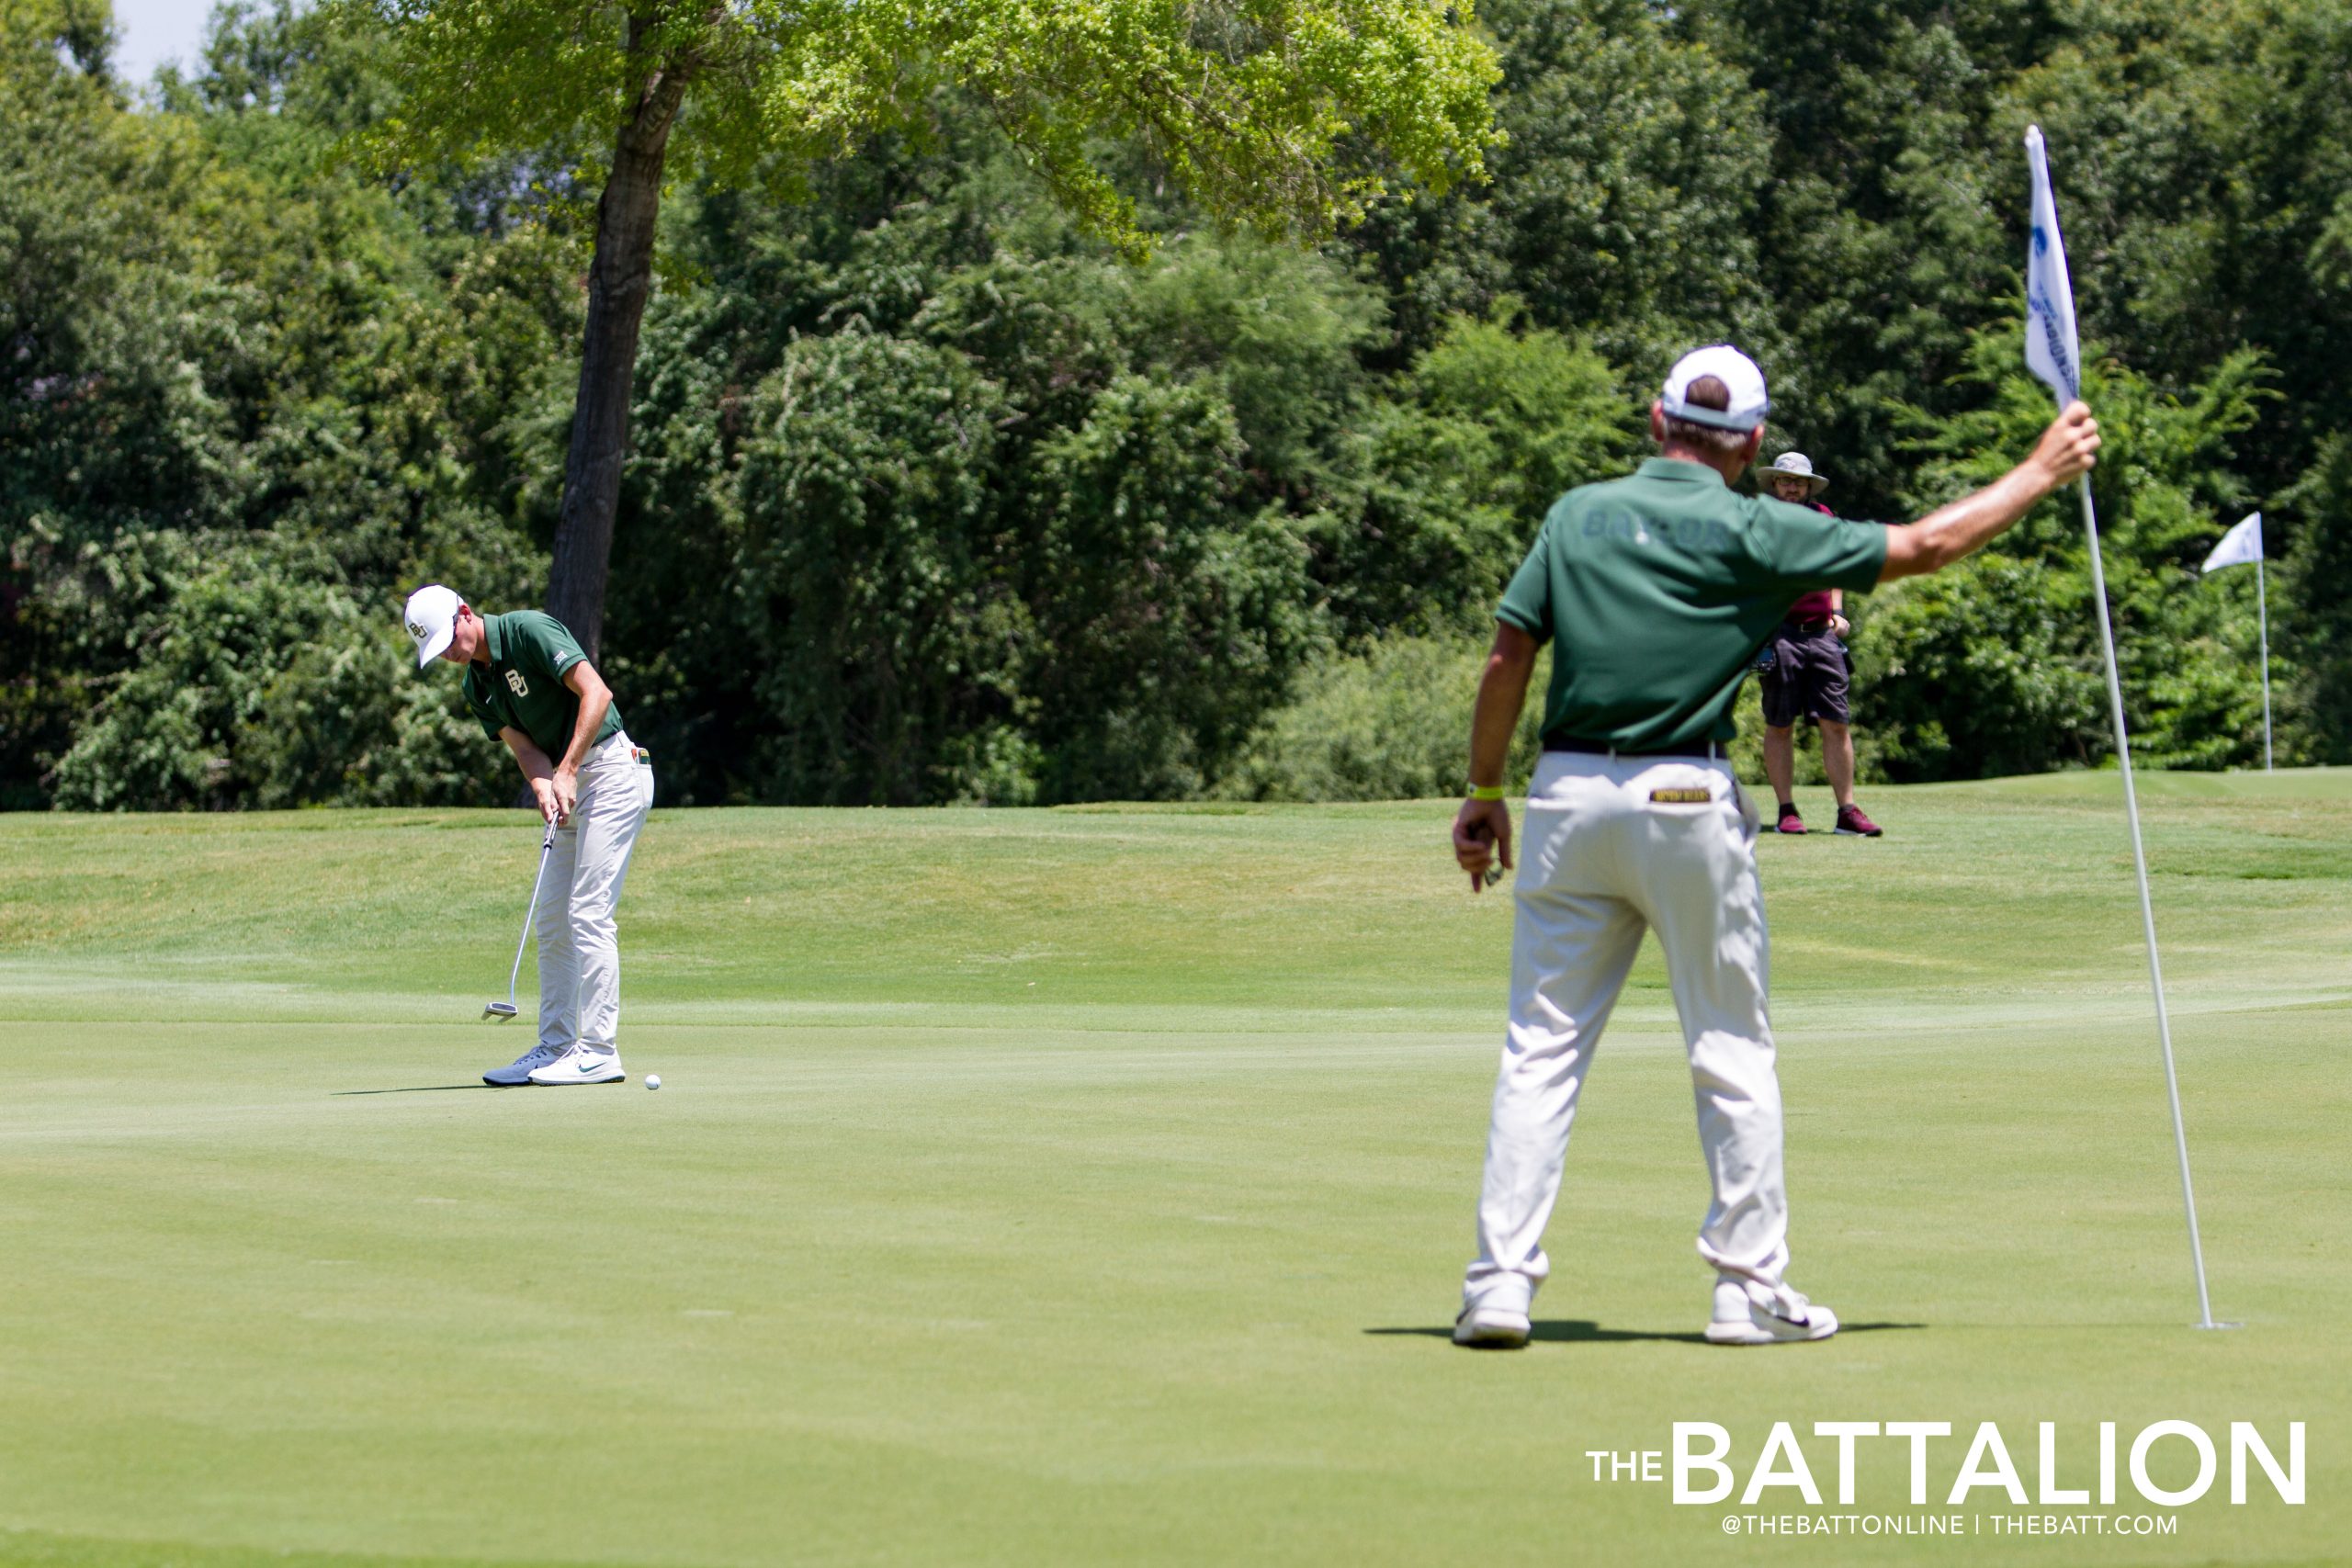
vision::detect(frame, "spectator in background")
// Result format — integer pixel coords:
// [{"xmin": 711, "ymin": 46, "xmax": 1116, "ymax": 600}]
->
[{"xmin": 1756, "ymin": 454, "xmax": 1882, "ymax": 837}]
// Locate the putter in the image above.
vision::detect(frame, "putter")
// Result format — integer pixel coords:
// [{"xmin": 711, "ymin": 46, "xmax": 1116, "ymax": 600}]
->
[{"xmin": 484, "ymin": 818, "xmax": 559, "ymax": 1021}]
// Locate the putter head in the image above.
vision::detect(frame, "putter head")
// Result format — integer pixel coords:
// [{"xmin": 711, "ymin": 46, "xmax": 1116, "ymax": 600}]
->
[{"xmin": 483, "ymin": 1002, "xmax": 519, "ymax": 1021}]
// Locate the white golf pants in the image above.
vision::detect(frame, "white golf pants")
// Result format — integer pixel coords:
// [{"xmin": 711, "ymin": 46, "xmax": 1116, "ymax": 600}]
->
[
  {"xmin": 536, "ymin": 730, "xmax": 654, "ymax": 1053},
  {"xmin": 1463, "ymin": 750, "xmax": 1792, "ymax": 1315}
]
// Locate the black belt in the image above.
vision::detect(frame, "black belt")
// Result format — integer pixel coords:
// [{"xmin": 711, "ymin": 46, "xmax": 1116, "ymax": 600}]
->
[
  {"xmin": 1782, "ymin": 616, "xmax": 1836, "ymax": 633},
  {"xmin": 1543, "ymin": 736, "xmax": 1723, "ymax": 760}
]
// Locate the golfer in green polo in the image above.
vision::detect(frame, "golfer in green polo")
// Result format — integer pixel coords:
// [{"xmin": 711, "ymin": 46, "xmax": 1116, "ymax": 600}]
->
[
  {"xmin": 1448, "ymin": 345, "xmax": 2100, "ymax": 1348},
  {"xmin": 403, "ymin": 585, "xmax": 655, "ymax": 1087}
]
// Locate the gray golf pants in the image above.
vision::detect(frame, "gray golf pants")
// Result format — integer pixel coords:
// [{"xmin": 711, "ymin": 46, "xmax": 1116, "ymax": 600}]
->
[
  {"xmin": 1462, "ymin": 750, "xmax": 1792, "ymax": 1315},
  {"xmin": 537, "ymin": 730, "xmax": 654, "ymax": 1053}
]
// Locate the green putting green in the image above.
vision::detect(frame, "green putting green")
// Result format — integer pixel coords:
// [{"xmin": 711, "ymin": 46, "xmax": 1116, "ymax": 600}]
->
[{"xmin": 1, "ymin": 774, "xmax": 2345, "ymax": 1565}]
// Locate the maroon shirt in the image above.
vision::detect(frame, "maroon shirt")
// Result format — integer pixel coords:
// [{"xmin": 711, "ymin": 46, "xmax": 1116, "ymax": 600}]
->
[{"xmin": 1785, "ymin": 500, "xmax": 1838, "ymax": 620}]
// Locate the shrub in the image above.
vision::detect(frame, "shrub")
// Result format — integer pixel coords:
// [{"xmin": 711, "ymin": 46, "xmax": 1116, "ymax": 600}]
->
[{"xmin": 1216, "ymin": 632, "xmax": 1543, "ymax": 802}]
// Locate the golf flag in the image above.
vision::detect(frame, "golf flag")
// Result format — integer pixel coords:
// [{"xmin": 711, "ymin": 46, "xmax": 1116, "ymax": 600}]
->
[
  {"xmin": 2202, "ymin": 512, "xmax": 2264, "ymax": 574},
  {"xmin": 2024, "ymin": 126, "xmax": 2080, "ymax": 404},
  {"xmin": 2200, "ymin": 512, "xmax": 2273, "ymax": 772},
  {"xmin": 2023, "ymin": 127, "xmax": 2221, "ymax": 1329}
]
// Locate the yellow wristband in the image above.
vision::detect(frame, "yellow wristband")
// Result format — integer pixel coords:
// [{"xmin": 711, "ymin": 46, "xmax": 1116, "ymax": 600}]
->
[{"xmin": 1467, "ymin": 784, "xmax": 1507, "ymax": 801}]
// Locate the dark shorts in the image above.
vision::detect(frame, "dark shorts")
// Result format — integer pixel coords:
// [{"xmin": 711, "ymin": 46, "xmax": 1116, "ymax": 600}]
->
[{"xmin": 1760, "ymin": 623, "xmax": 1850, "ymax": 728}]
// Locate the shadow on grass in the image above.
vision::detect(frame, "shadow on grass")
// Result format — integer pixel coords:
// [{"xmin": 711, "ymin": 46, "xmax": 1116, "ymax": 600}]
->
[
  {"xmin": 331, "ymin": 1084, "xmax": 500, "ymax": 1096},
  {"xmin": 1366, "ymin": 1320, "xmax": 1928, "ymax": 1346}
]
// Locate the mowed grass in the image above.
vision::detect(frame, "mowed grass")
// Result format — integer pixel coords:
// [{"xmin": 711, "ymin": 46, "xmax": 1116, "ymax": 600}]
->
[{"xmin": 0, "ymin": 773, "xmax": 2346, "ymax": 1567}]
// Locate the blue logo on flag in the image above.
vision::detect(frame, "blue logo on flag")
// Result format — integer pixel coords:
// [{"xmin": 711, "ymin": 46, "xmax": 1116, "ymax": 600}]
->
[
  {"xmin": 2027, "ymin": 289, "xmax": 2077, "ymax": 400},
  {"xmin": 2032, "ymin": 225, "xmax": 2050, "ymax": 258}
]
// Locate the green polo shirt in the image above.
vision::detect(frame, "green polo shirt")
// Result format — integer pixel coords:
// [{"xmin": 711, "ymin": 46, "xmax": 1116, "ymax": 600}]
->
[
  {"xmin": 1498, "ymin": 457, "xmax": 1890, "ymax": 751},
  {"xmin": 461, "ymin": 611, "xmax": 624, "ymax": 759}
]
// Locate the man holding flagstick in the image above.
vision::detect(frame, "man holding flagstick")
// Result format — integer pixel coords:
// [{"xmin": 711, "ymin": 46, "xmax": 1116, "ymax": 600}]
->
[
  {"xmin": 1447, "ymin": 344, "xmax": 2099, "ymax": 1349},
  {"xmin": 2201, "ymin": 512, "xmax": 2271, "ymax": 771},
  {"xmin": 2024, "ymin": 124, "xmax": 2223, "ymax": 1329}
]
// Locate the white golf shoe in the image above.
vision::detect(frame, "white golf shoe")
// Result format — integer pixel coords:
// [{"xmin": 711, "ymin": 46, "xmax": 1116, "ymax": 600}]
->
[
  {"xmin": 483, "ymin": 1043, "xmax": 565, "ymax": 1087},
  {"xmin": 1452, "ymin": 1303, "xmax": 1532, "ymax": 1348},
  {"xmin": 1705, "ymin": 1278, "xmax": 1839, "ymax": 1345},
  {"xmin": 526, "ymin": 1044, "xmax": 627, "ymax": 1087}
]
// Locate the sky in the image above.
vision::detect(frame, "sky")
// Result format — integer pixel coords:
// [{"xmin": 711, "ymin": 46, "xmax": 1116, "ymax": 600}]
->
[{"xmin": 109, "ymin": 0, "xmax": 216, "ymax": 84}]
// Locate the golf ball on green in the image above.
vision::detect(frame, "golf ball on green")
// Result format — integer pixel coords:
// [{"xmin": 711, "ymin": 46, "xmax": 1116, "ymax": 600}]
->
[{"xmin": 646, "ymin": 1074, "xmax": 662, "ymax": 1090}]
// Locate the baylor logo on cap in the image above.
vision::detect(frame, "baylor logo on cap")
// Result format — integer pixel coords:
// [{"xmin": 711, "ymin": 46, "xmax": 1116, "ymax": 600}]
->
[
  {"xmin": 406, "ymin": 620, "xmax": 426, "ymax": 642},
  {"xmin": 505, "ymin": 670, "xmax": 529, "ymax": 697}
]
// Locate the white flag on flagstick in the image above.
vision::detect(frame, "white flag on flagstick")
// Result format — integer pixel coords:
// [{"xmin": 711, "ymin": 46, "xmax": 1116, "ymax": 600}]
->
[
  {"xmin": 2024, "ymin": 126, "xmax": 2080, "ymax": 404},
  {"xmin": 2201, "ymin": 512, "xmax": 2264, "ymax": 574}
]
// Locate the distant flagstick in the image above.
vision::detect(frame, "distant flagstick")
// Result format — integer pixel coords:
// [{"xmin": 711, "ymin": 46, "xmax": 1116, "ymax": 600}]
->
[
  {"xmin": 2201, "ymin": 513, "xmax": 2271, "ymax": 771},
  {"xmin": 2024, "ymin": 126, "xmax": 2221, "ymax": 1329},
  {"xmin": 2259, "ymin": 548, "xmax": 2272, "ymax": 771},
  {"xmin": 2259, "ymin": 549, "xmax": 2272, "ymax": 771}
]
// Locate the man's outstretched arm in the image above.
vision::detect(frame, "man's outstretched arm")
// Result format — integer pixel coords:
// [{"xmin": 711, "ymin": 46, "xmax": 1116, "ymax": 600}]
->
[
  {"xmin": 1880, "ymin": 401, "xmax": 2102, "ymax": 581},
  {"xmin": 1453, "ymin": 622, "xmax": 1541, "ymax": 892}
]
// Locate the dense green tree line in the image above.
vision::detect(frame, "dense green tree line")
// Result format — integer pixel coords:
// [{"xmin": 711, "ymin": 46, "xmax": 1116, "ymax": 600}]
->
[{"xmin": 4, "ymin": 0, "xmax": 2345, "ymax": 809}]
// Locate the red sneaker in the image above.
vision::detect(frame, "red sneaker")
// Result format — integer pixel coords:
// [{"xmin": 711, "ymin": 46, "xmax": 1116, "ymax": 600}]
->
[
  {"xmin": 1835, "ymin": 805, "xmax": 1883, "ymax": 837},
  {"xmin": 1775, "ymin": 804, "xmax": 1805, "ymax": 835}
]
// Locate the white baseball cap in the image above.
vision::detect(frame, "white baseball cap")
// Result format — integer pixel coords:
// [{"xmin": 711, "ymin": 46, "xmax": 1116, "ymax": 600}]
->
[
  {"xmin": 403, "ymin": 583, "xmax": 461, "ymax": 668},
  {"xmin": 1660, "ymin": 344, "xmax": 1770, "ymax": 434}
]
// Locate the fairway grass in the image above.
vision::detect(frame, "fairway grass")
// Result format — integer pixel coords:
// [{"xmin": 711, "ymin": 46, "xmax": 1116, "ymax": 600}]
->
[{"xmin": 1, "ymin": 774, "xmax": 2346, "ymax": 1566}]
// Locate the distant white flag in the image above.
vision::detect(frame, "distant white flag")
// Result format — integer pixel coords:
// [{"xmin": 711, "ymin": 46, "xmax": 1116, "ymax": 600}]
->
[
  {"xmin": 2024, "ymin": 126, "xmax": 2081, "ymax": 404},
  {"xmin": 2201, "ymin": 512, "xmax": 2264, "ymax": 574}
]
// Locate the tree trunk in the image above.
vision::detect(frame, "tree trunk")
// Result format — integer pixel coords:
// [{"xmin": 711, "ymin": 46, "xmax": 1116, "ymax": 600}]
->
[{"xmin": 545, "ymin": 31, "xmax": 695, "ymax": 660}]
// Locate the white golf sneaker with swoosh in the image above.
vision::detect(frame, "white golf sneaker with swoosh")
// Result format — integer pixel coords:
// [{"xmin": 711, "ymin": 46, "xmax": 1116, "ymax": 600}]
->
[
  {"xmin": 526, "ymin": 1044, "xmax": 628, "ymax": 1087},
  {"xmin": 483, "ymin": 1043, "xmax": 566, "ymax": 1087},
  {"xmin": 1705, "ymin": 1279, "xmax": 1839, "ymax": 1345}
]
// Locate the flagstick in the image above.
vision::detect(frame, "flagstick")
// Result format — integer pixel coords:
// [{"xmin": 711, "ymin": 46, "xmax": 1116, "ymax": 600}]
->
[
  {"xmin": 2077, "ymin": 476, "xmax": 2219, "ymax": 1328},
  {"xmin": 2257, "ymin": 555, "xmax": 2273, "ymax": 772}
]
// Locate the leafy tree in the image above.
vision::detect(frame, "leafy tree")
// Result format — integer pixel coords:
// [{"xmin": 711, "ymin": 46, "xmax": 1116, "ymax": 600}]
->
[
  {"xmin": 729, "ymin": 328, "xmax": 1012, "ymax": 805},
  {"xmin": 1678, "ymin": 0, "xmax": 2064, "ymax": 518},
  {"xmin": 1125, "ymin": 234, "xmax": 1384, "ymax": 505},
  {"xmin": 49, "ymin": 536, "xmax": 513, "ymax": 810},
  {"xmin": 1215, "ymin": 631, "xmax": 1543, "ymax": 802},
  {"xmin": 1321, "ymin": 311, "xmax": 1634, "ymax": 641},
  {"xmin": 356, "ymin": 0, "xmax": 1501, "ymax": 659},
  {"xmin": 16, "ymin": 0, "xmax": 2352, "ymax": 810},
  {"xmin": 1, "ymin": 0, "xmax": 243, "ymax": 805},
  {"xmin": 1857, "ymin": 327, "xmax": 2275, "ymax": 776},
  {"xmin": 1349, "ymin": 0, "xmax": 1776, "ymax": 375},
  {"xmin": 1024, "ymin": 374, "xmax": 1319, "ymax": 800},
  {"xmin": 608, "ymin": 166, "xmax": 1381, "ymax": 805},
  {"xmin": 2278, "ymin": 434, "xmax": 2352, "ymax": 762},
  {"xmin": 2006, "ymin": 0, "xmax": 2352, "ymax": 495},
  {"xmin": 4, "ymin": 0, "xmax": 576, "ymax": 808}
]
